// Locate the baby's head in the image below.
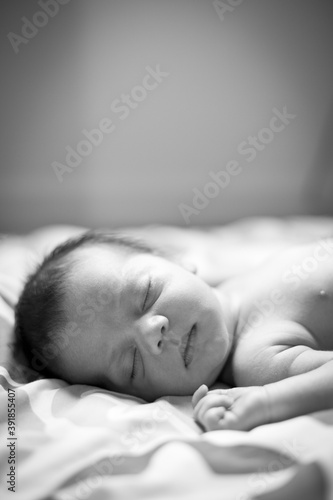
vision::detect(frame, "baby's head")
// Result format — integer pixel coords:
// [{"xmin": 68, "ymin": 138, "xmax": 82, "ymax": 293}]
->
[{"xmin": 15, "ymin": 230, "xmax": 231, "ymax": 401}]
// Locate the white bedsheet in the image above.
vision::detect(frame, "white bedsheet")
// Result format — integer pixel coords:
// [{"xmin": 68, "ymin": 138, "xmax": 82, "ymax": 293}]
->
[{"xmin": 1, "ymin": 366, "xmax": 332, "ymax": 500}]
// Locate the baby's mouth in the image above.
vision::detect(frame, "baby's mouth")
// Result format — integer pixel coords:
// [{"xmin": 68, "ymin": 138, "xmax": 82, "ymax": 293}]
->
[{"xmin": 181, "ymin": 324, "xmax": 196, "ymax": 368}]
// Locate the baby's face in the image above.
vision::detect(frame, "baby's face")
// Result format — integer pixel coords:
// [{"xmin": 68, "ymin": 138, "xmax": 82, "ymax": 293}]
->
[{"xmin": 59, "ymin": 244, "xmax": 231, "ymax": 401}]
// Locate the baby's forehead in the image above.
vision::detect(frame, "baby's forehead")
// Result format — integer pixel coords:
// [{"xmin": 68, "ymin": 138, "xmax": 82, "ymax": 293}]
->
[
  {"xmin": 65, "ymin": 245, "xmax": 160, "ymax": 323},
  {"xmin": 69, "ymin": 243, "xmax": 127, "ymax": 277},
  {"xmin": 73, "ymin": 242, "xmax": 133, "ymax": 261},
  {"xmin": 63, "ymin": 248, "xmax": 126, "ymax": 319},
  {"xmin": 67, "ymin": 244, "xmax": 157, "ymax": 294}
]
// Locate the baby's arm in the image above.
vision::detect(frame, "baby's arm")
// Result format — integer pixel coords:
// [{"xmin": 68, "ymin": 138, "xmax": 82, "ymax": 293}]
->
[
  {"xmin": 259, "ymin": 350, "xmax": 333, "ymax": 424},
  {"xmin": 193, "ymin": 346, "xmax": 333, "ymax": 432}
]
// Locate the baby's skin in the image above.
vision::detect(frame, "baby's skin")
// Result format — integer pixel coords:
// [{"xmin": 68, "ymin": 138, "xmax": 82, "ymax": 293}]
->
[
  {"xmin": 57, "ymin": 243, "xmax": 235, "ymax": 401},
  {"xmin": 56, "ymin": 238, "xmax": 333, "ymax": 431},
  {"xmin": 193, "ymin": 238, "xmax": 333, "ymax": 431}
]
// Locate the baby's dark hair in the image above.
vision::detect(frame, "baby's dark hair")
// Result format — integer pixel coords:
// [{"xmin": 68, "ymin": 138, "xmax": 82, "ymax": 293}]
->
[{"xmin": 14, "ymin": 230, "xmax": 159, "ymax": 378}]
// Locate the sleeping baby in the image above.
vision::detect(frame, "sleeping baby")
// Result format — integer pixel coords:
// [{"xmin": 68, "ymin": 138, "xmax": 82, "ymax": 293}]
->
[{"xmin": 14, "ymin": 230, "xmax": 333, "ymax": 432}]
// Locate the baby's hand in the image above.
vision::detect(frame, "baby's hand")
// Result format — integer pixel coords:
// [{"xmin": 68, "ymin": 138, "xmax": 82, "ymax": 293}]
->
[{"xmin": 192, "ymin": 385, "xmax": 270, "ymax": 432}]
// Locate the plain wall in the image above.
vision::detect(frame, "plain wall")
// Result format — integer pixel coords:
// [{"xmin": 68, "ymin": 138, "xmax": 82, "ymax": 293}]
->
[{"xmin": 1, "ymin": 0, "xmax": 333, "ymax": 232}]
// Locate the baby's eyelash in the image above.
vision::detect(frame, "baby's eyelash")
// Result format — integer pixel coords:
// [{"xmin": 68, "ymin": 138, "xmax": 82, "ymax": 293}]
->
[
  {"xmin": 131, "ymin": 348, "xmax": 138, "ymax": 379},
  {"xmin": 142, "ymin": 279, "xmax": 151, "ymax": 310}
]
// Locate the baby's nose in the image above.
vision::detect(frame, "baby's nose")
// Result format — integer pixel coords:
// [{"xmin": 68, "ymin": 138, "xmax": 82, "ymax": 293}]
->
[{"xmin": 143, "ymin": 315, "xmax": 169, "ymax": 355}]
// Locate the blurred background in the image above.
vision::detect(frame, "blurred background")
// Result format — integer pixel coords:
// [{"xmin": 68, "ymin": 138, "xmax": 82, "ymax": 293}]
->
[{"xmin": 1, "ymin": 0, "xmax": 333, "ymax": 233}]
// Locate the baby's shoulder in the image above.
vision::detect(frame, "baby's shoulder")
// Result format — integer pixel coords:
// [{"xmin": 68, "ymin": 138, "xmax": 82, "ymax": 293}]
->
[{"xmin": 231, "ymin": 319, "xmax": 319, "ymax": 386}]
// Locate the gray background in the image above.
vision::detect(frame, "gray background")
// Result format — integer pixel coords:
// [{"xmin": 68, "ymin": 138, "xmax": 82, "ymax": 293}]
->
[{"xmin": 1, "ymin": 0, "xmax": 333, "ymax": 232}]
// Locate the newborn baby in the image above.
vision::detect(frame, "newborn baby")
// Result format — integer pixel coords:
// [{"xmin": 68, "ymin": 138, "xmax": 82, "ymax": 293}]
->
[{"xmin": 15, "ymin": 230, "xmax": 333, "ymax": 432}]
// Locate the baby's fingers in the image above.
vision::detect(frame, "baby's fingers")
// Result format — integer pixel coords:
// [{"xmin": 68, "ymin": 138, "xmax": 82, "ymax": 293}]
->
[
  {"xmin": 200, "ymin": 406, "xmax": 228, "ymax": 431},
  {"xmin": 193, "ymin": 394, "xmax": 233, "ymax": 424},
  {"xmin": 192, "ymin": 384, "xmax": 209, "ymax": 407}
]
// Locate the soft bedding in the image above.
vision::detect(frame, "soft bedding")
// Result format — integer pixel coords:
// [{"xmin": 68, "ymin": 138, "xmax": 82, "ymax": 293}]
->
[{"xmin": 1, "ymin": 217, "xmax": 333, "ymax": 500}]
